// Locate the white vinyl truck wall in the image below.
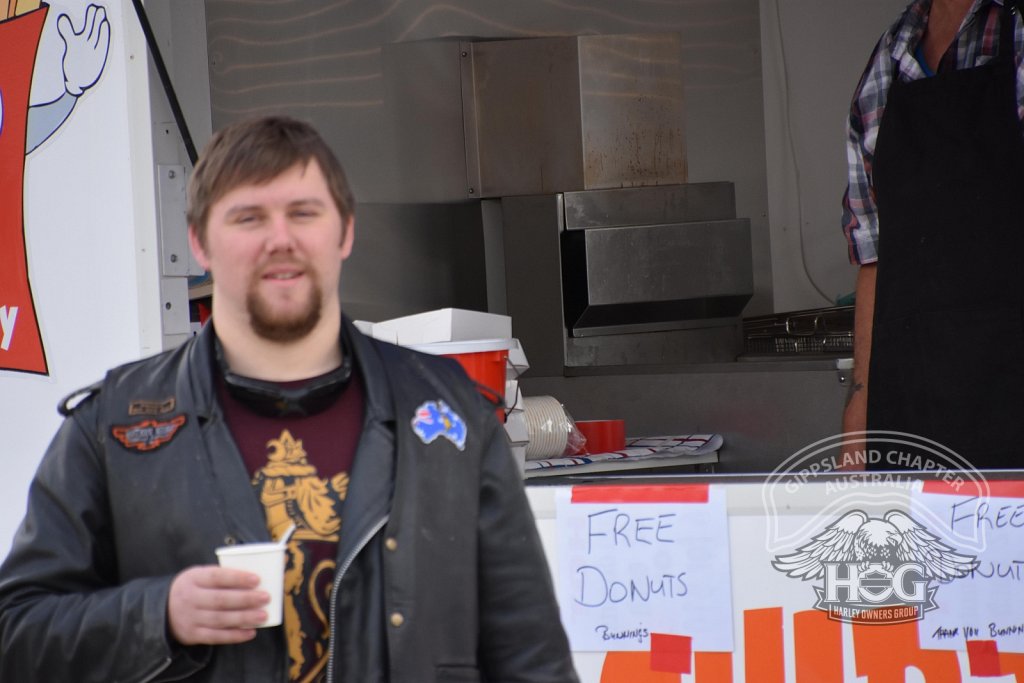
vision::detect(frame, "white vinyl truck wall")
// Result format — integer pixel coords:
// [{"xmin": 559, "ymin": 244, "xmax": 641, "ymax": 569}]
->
[
  {"xmin": 760, "ymin": 0, "xmax": 909, "ymax": 311},
  {"xmin": 0, "ymin": 0, "xmax": 159, "ymax": 554}
]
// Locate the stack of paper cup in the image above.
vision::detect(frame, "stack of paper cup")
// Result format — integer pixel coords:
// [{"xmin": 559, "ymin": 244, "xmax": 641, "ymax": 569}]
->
[{"xmin": 523, "ymin": 395, "xmax": 571, "ymax": 460}]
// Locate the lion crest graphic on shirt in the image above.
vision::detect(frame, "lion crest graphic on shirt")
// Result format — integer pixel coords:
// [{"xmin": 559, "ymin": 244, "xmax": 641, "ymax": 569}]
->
[{"xmin": 252, "ymin": 429, "xmax": 348, "ymax": 681}]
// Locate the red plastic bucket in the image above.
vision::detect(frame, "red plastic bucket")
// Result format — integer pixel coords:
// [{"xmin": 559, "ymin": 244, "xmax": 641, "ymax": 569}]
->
[{"xmin": 408, "ymin": 340, "xmax": 511, "ymax": 422}]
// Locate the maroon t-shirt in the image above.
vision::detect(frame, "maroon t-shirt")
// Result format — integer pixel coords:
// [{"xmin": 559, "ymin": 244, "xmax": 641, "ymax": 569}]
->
[{"xmin": 218, "ymin": 366, "xmax": 364, "ymax": 682}]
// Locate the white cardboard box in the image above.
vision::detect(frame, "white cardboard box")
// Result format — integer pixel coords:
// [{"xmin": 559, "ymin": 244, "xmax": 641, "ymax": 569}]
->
[
  {"xmin": 357, "ymin": 308, "xmax": 512, "ymax": 345},
  {"xmin": 504, "ymin": 407, "xmax": 528, "ymax": 444},
  {"xmin": 505, "ymin": 381, "xmax": 523, "ymax": 414},
  {"xmin": 509, "ymin": 443, "xmax": 527, "ymax": 476},
  {"xmin": 507, "ymin": 338, "xmax": 529, "ymax": 375}
]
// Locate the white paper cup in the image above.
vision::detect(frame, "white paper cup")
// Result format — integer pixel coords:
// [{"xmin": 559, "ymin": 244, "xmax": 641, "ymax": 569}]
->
[{"xmin": 215, "ymin": 542, "xmax": 286, "ymax": 628}]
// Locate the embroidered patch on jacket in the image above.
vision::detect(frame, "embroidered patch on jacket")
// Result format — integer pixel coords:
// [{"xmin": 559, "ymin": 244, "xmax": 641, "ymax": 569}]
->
[
  {"xmin": 411, "ymin": 400, "xmax": 467, "ymax": 451},
  {"xmin": 111, "ymin": 415, "xmax": 187, "ymax": 452},
  {"xmin": 128, "ymin": 397, "xmax": 176, "ymax": 416}
]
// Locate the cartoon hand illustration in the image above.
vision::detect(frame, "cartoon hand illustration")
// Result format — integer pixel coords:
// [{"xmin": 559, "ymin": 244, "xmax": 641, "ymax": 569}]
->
[{"xmin": 57, "ymin": 4, "xmax": 111, "ymax": 97}]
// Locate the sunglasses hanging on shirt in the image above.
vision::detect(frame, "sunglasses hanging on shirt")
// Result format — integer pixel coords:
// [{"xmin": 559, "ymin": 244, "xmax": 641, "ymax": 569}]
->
[{"xmin": 214, "ymin": 329, "xmax": 353, "ymax": 417}]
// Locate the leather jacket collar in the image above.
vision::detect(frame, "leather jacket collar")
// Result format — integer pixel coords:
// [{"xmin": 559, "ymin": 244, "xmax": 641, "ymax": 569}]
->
[{"xmin": 182, "ymin": 315, "xmax": 395, "ymax": 425}]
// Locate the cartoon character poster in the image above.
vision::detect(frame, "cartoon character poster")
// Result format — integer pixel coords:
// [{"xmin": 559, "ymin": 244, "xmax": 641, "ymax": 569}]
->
[{"xmin": 0, "ymin": 1, "xmax": 109, "ymax": 375}]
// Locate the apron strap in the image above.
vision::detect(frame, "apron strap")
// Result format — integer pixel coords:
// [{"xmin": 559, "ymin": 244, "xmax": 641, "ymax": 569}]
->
[{"xmin": 1000, "ymin": 0, "xmax": 1019, "ymax": 58}]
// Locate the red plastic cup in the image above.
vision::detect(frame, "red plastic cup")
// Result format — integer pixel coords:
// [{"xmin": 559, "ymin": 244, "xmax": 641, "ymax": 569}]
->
[{"xmin": 575, "ymin": 419, "xmax": 626, "ymax": 454}]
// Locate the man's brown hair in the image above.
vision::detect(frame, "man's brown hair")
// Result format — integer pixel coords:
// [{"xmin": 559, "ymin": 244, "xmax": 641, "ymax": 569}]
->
[{"xmin": 187, "ymin": 115, "xmax": 355, "ymax": 246}]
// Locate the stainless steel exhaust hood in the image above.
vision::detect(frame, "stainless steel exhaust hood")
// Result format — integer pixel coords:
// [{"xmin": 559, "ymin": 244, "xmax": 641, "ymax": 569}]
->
[
  {"xmin": 381, "ymin": 32, "xmax": 753, "ymax": 375},
  {"xmin": 502, "ymin": 183, "xmax": 752, "ymax": 376},
  {"xmin": 380, "ymin": 32, "xmax": 687, "ymax": 201},
  {"xmin": 559, "ymin": 185, "xmax": 752, "ymax": 337},
  {"xmin": 462, "ymin": 33, "xmax": 687, "ymax": 197}
]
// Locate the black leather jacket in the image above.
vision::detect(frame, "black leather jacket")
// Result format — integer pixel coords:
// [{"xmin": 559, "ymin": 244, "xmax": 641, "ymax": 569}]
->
[{"xmin": 0, "ymin": 319, "xmax": 578, "ymax": 683}]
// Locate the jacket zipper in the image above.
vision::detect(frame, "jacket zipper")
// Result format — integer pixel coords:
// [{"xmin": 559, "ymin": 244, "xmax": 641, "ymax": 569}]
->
[
  {"xmin": 326, "ymin": 515, "xmax": 390, "ymax": 683},
  {"xmin": 139, "ymin": 656, "xmax": 173, "ymax": 683}
]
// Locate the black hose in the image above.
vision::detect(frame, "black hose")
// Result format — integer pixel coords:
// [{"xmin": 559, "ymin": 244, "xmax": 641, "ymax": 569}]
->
[{"xmin": 129, "ymin": 0, "xmax": 199, "ymax": 165}]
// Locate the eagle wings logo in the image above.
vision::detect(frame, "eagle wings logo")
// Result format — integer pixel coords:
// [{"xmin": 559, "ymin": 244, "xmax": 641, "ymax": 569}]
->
[{"xmin": 772, "ymin": 510, "xmax": 978, "ymax": 581}]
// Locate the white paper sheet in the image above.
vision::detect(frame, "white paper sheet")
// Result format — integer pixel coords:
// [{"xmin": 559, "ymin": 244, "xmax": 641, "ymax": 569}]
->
[
  {"xmin": 912, "ymin": 482, "xmax": 1024, "ymax": 653},
  {"xmin": 555, "ymin": 484, "xmax": 733, "ymax": 652}
]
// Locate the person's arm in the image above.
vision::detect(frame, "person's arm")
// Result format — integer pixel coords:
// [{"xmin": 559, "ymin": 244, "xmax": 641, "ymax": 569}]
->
[
  {"xmin": 838, "ymin": 24, "xmax": 893, "ymax": 470},
  {"xmin": 0, "ymin": 404, "xmax": 199, "ymax": 681},
  {"xmin": 0, "ymin": 399, "xmax": 266, "ymax": 681},
  {"xmin": 475, "ymin": 416, "xmax": 580, "ymax": 682},
  {"xmin": 840, "ymin": 264, "xmax": 876, "ymax": 471}
]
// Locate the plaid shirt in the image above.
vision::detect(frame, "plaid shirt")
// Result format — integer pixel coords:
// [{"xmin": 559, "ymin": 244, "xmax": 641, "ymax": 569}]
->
[{"xmin": 842, "ymin": 0, "xmax": 1024, "ymax": 264}]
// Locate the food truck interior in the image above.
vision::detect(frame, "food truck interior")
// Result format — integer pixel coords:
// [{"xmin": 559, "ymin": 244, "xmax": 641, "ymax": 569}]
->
[
  {"xmin": 3, "ymin": 5, "xmax": 1016, "ymax": 679},
  {"xmin": 141, "ymin": 0, "xmax": 908, "ymax": 474}
]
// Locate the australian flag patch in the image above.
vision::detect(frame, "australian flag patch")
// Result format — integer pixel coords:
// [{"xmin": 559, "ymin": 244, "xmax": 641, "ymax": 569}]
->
[{"xmin": 411, "ymin": 400, "xmax": 467, "ymax": 451}]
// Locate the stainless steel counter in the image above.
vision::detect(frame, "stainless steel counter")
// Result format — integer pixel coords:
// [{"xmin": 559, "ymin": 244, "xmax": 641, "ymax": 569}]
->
[{"xmin": 519, "ymin": 356, "xmax": 851, "ymax": 474}]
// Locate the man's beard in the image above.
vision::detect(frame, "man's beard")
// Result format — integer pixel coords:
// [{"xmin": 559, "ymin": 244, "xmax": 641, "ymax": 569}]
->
[{"xmin": 246, "ymin": 271, "xmax": 323, "ymax": 342}]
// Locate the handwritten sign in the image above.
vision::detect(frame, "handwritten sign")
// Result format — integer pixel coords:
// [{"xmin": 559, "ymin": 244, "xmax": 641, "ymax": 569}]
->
[
  {"xmin": 555, "ymin": 485, "xmax": 733, "ymax": 652},
  {"xmin": 911, "ymin": 481, "xmax": 1024, "ymax": 653}
]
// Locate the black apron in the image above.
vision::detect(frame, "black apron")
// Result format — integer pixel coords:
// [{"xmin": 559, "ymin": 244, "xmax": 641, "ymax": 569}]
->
[{"xmin": 867, "ymin": 1, "xmax": 1024, "ymax": 470}]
